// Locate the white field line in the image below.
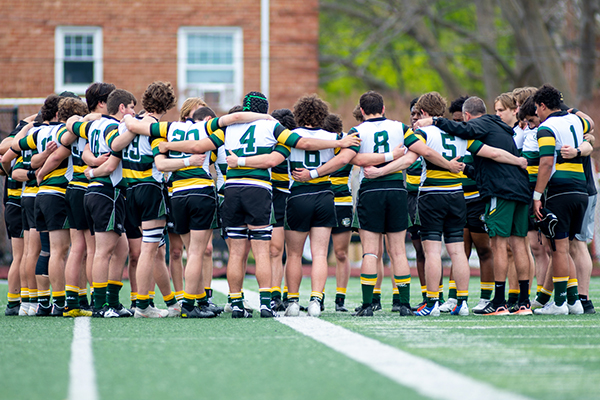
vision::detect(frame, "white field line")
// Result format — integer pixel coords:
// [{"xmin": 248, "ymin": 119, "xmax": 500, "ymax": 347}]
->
[
  {"xmin": 212, "ymin": 280, "xmax": 532, "ymax": 400},
  {"xmin": 68, "ymin": 318, "xmax": 98, "ymax": 400}
]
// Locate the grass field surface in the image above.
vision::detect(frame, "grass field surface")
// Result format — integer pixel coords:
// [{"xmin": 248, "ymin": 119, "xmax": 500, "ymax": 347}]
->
[{"xmin": 1, "ymin": 276, "xmax": 599, "ymax": 400}]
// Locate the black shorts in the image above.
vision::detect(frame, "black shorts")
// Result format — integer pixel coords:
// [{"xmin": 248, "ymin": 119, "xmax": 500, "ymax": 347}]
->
[
  {"xmin": 35, "ymin": 192, "xmax": 70, "ymax": 232},
  {"xmin": 84, "ymin": 185, "xmax": 126, "ymax": 235},
  {"xmin": 126, "ymin": 183, "xmax": 167, "ymax": 226},
  {"xmin": 5, "ymin": 200, "xmax": 23, "ymax": 239},
  {"xmin": 545, "ymin": 191, "xmax": 588, "ymax": 240},
  {"xmin": 272, "ymin": 189, "xmax": 288, "ymax": 228},
  {"xmin": 222, "ymin": 184, "xmax": 272, "ymax": 228},
  {"xmin": 407, "ymin": 191, "xmax": 421, "ymax": 239},
  {"xmin": 285, "ymin": 186, "xmax": 337, "ymax": 232},
  {"xmin": 417, "ymin": 190, "xmax": 466, "ymax": 243},
  {"xmin": 21, "ymin": 196, "xmax": 36, "ymax": 231},
  {"xmin": 66, "ymin": 185, "xmax": 90, "ymax": 231},
  {"xmin": 354, "ymin": 181, "xmax": 408, "ymax": 233},
  {"xmin": 465, "ymin": 197, "xmax": 487, "ymax": 234},
  {"xmin": 331, "ymin": 205, "xmax": 353, "ymax": 234},
  {"xmin": 171, "ymin": 187, "xmax": 217, "ymax": 234}
]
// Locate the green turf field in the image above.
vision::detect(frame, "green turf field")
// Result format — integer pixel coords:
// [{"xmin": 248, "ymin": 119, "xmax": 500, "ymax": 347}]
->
[{"xmin": 1, "ymin": 276, "xmax": 599, "ymax": 400}]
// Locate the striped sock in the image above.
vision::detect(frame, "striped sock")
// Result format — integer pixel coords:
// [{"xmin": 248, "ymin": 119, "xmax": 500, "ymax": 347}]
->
[
  {"xmin": 259, "ymin": 288, "xmax": 272, "ymax": 309},
  {"xmin": 426, "ymin": 291, "xmax": 439, "ymax": 308},
  {"xmin": 448, "ymin": 281, "xmax": 457, "ymax": 300},
  {"xmin": 230, "ymin": 292, "xmax": 243, "ymax": 310},
  {"xmin": 480, "ymin": 282, "xmax": 494, "ymax": 300},
  {"xmin": 29, "ymin": 289, "xmax": 38, "ymax": 307},
  {"xmin": 537, "ymin": 287, "xmax": 552, "ymax": 305},
  {"xmin": 282, "ymin": 286, "xmax": 289, "ymax": 302},
  {"xmin": 175, "ymin": 291, "xmax": 185, "ymax": 301},
  {"xmin": 130, "ymin": 292, "xmax": 138, "ymax": 308},
  {"xmin": 421, "ymin": 285, "xmax": 427, "ymax": 302},
  {"xmin": 52, "ymin": 291, "xmax": 66, "ymax": 308},
  {"xmin": 360, "ymin": 274, "xmax": 377, "ymax": 305},
  {"xmin": 106, "ymin": 280, "xmax": 123, "ymax": 308},
  {"xmin": 438, "ymin": 284, "xmax": 445, "ymax": 302},
  {"xmin": 508, "ymin": 289, "xmax": 519, "ymax": 304},
  {"xmin": 7, "ymin": 292, "xmax": 20, "ymax": 308},
  {"xmin": 20, "ymin": 288, "xmax": 29, "ymax": 306},
  {"xmin": 137, "ymin": 294, "xmax": 151, "ymax": 310},
  {"xmin": 38, "ymin": 289, "xmax": 51, "ymax": 308},
  {"xmin": 65, "ymin": 285, "xmax": 80, "ymax": 309},
  {"xmin": 567, "ymin": 279, "xmax": 579, "ymax": 305},
  {"xmin": 392, "ymin": 287, "xmax": 400, "ymax": 303},
  {"xmin": 553, "ymin": 277, "xmax": 569, "ymax": 306},
  {"xmin": 372, "ymin": 288, "xmax": 382, "ymax": 303},
  {"xmin": 457, "ymin": 290, "xmax": 468, "ymax": 303},
  {"xmin": 163, "ymin": 291, "xmax": 177, "ymax": 306},
  {"xmin": 394, "ymin": 275, "xmax": 411, "ymax": 304},
  {"xmin": 271, "ymin": 286, "xmax": 282, "ymax": 301}
]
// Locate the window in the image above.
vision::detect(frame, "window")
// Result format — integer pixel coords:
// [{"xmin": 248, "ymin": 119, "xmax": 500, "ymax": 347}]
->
[
  {"xmin": 178, "ymin": 27, "xmax": 243, "ymax": 111},
  {"xmin": 55, "ymin": 26, "xmax": 103, "ymax": 95}
]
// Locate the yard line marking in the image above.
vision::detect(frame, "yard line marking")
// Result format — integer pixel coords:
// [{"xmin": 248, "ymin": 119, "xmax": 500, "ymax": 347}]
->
[
  {"xmin": 68, "ymin": 318, "xmax": 98, "ymax": 400},
  {"xmin": 212, "ymin": 280, "xmax": 531, "ymax": 400}
]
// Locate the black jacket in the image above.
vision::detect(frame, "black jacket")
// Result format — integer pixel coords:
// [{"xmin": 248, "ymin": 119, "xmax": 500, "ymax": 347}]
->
[{"xmin": 435, "ymin": 114, "xmax": 530, "ymax": 203}]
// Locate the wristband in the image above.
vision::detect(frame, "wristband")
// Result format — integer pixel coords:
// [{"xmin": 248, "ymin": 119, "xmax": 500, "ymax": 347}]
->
[
  {"xmin": 27, "ymin": 170, "xmax": 36, "ymax": 181},
  {"xmin": 309, "ymin": 169, "xmax": 319, "ymax": 179},
  {"xmin": 238, "ymin": 157, "xmax": 246, "ymax": 167},
  {"xmin": 532, "ymin": 191, "xmax": 542, "ymax": 201},
  {"xmin": 89, "ymin": 169, "xmax": 95, "ymax": 178},
  {"xmin": 384, "ymin": 152, "xmax": 394, "ymax": 162},
  {"xmin": 183, "ymin": 158, "xmax": 191, "ymax": 167}
]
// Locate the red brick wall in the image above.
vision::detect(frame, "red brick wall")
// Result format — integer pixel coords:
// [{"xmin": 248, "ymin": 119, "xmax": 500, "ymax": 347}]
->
[{"xmin": 0, "ymin": 0, "xmax": 318, "ymax": 120}]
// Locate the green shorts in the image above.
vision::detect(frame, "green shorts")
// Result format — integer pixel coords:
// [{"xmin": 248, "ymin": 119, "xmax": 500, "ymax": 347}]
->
[{"xmin": 484, "ymin": 197, "xmax": 529, "ymax": 238}]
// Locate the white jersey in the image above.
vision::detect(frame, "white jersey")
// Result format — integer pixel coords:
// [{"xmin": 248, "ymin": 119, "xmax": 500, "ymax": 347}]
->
[
  {"xmin": 288, "ymin": 127, "xmax": 337, "ymax": 189},
  {"xmin": 415, "ymin": 125, "xmax": 468, "ymax": 192},
  {"xmin": 87, "ymin": 116, "xmax": 123, "ymax": 187},
  {"xmin": 351, "ymin": 117, "xmax": 410, "ymax": 183},
  {"xmin": 513, "ymin": 124, "xmax": 526, "ymax": 150}
]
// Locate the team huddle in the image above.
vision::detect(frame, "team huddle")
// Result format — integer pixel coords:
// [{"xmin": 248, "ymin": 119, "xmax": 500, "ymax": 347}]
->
[{"xmin": 1, "ymin": 81, "xmax": 596, "ymax": 319}]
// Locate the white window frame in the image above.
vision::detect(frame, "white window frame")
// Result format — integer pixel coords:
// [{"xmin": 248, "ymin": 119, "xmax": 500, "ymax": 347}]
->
[
  {"xmin": 55, "ymin": 26, "xmax": 103, "ymax": 95},
  {"xmin": 178, "ymin": 27, "xmax": 243, "ymax": 111}
]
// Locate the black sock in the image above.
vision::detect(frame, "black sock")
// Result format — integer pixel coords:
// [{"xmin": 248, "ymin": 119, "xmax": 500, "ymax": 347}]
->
[
  {"xmin": 518, "ymin": 280, "xmax": 529, "ymax": 304},
  {"xmin": 492, "ymin": 282, "xmax": 506, "ymax": 305}
]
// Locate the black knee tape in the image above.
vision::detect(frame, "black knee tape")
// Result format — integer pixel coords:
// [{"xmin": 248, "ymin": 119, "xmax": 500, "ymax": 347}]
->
[
  {"xmin": 248, "ymin": 226, "xmax": 273, "ymax": 241},
  {"xmin": 420, "ymin": 230, "xmax": 442, "ymax": 242},
  {"xmin": 40, "ymin": 231, "xmax": 50, "ymax": 252},
  {"xmin": 444, "ymin": 228, "xmax": 464, "ymax": 243},
  {"xmin": 35, "ymin": 253, "xmax": 50, "ymax": 275},
  {"xmin": 226, "ymin": 227, "xmax": 249, "ymax": 240}
]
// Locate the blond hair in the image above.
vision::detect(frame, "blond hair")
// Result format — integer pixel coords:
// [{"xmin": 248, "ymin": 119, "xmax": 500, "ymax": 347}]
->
[{"xmin": 179, "ymin": 97, "xmax": 207, "ymax": 121}]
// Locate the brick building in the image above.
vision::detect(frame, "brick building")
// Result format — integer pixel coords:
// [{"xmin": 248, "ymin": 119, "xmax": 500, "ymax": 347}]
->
[{"xmin": 0, "ymin": 0, "xmax": 319, "ymax": 122}]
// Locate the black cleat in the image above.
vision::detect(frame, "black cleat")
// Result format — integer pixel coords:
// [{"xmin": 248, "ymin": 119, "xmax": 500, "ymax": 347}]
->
[
  {"xmin": 335, "ymin": 298, "xmax": 348, "ymax": 312},
  {"xmin": 231, "ymin": 306, "xmax": 253, "ymax": 318},
  {"xmin": 372, "ymin": 299, "xmax": 382, "ymax": 311},
  {"xmin": 352, "ymin": 304, "xmax": 373, "ymax": 317},
  {"xmin": 320, "ymin": 293, "xmax": 325, "ymax": 312},
  {"xmin": 115, "ymin": 304, "xmax": 134, "ymax": 317},
  {"xmin": 203, "ymin": 302, "xmax": 224, "ymax": 315},
  {"xmin": 399, "ymin": 304, "xmax": 414, "ymax": 316},
  {"xmin": 5, "ymin": 305, "xmax": 19, "ymax": 316},
  {"xmin": 91, "ymin": 305, "xmax": 108, "ymax": 318},
  {"xmin": 271, "ymin": 298, "xmax": 286, "ymax": 312},
  {"xmin": 411, "ymin": 300, "xmax": 426, "ymax": 312},
  {"xmin": 260, "ymin": 308, "xmax": 278, "ymax": 318},
  {"xmin": 35, "ymin": 304, "xmax": 53, "ymax": 317},
  {"xmin": 582, "ymin": 299, "xmax": 596, "ymax": 314},
  {"xmin": 181, "ymin": 306, "xmax": 215, "ymax": 319},
  {"xmin": 506, "ymin": 301, "xmax": 518, "ymax": 313},
  {"xmin": 391, "ymin": 301, "xmax": 402, "ymax": 312},
  {"xmin": 299, "ymin": 304, "xmax": 307, "ymax": 312},
  {"xmin": 50, "ymin": 305, "xmax": 66, "ymax": 317}
]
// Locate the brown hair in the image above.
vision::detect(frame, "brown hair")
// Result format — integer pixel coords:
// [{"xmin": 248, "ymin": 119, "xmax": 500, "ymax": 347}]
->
[
  {"xmin": 179, "ymin": 97, "xmax": 207, "ymax": 121},
  {"xmin": 512, "ymin": 86, "xmax": 538, "ymax": 106},
  {"xmin": 352, "ymin": 104, "xmax": 364, "ymax": 123},
  {"xmin": 58, "ymin": 98, "xmax": 88, "ymax": 122},
  {"xmin": 415, "ymin": 92, "xmax": 447, "ymax": 117},
  {"xmin": 142, "ymin": 81, "xmax": 176, "ymax": 115},
  {"xmin": 494, "ymin": 92, "xmax": 517, "ymax": 111},
  {"xmin": 107, "ymin": 89, "xmax": 137, "ymax": 115},
  {"xmin": 293, "ymin": 94, "xmax": 329, "ymax": 128}
]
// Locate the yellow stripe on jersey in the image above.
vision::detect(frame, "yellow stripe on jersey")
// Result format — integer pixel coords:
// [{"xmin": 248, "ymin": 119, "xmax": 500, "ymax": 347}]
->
[
  {"xmin": 73, "ymin": 165, "xmax": 87, "ymax": 173},
  {"xmin": 329, "ymin": 177, "xmax": 349, "ymax": 186},
  {"xmin": 406, "ymin": 174, "xmax": 421, "ymax": 185},
  {"xmin": 151, "ymin": 138, "xmax": 166, "ymax": 151},
  {"xmin": 581, "ymin": 117, "xmax": 591, "ymax": 134},
  {"xmin": 158, "ymin": 122, "xmax": 169, "ymax": 138},
  {"xmin": 555, "ymin": 162, "xmax": 584, "ymax": 173},
  {"xmin": 122, "ymin": 169, "xmax": 153, "ymax": 180},
  {"xmin": 43, "ymin": 167, "xmax": 67, "ymax": 180},
  {"xmin": 538, "ymin": 136, "xmax": 555, "ymax": 147},
  {"xmin": 335, "ymin": 196, "xmax": 352, "ymax": 203},
  {"xmin": 7, "ymin": 189, "xmax": 21, "ymax": 197},
  {"xmin": 23, "ymin": 187, "xmax": 38, "ymax": 194},
  {"xmin": 76, "ymin": 123, "xmax": 89, "ymax": 140},
  {"xmin": 426, "ymin": 169, "xmax": 461, "ymax": 180},
  {"xmin": 26, "ymin": 134, "xmax": 36, "ymax": 149},
  {"xmin": 277, "ymin": 129, "xmax": 294, "ymax": 145},
  {"xmin": 69, "ymin": 181, "xmax": 89, "ymax": 188},
  {"xmin": 271, "ymin": 172, "xmax": 289, "ymax": 182},
  {"xmin": 464, "ymin": 191, "xmax": 479, "ymax": 198},
  {"xmin": 527, "ymin": 165, "xmax": 539, "ymax": 175},
  {"xmin": 172, "ymin": 178, "xmax": 214, "ymax": 190},
  {"xmin": 39, "ymin": 186, "xmax": 67, "ymax": 194},
  {"xmin": 307, "ymin": 176, "xmax": 330, "ymax": 184},
  {"xmin": 105, "ymin": 128, "xmax": 119, "ymax": 143},
  {"xmin": 403, "ymin": 127, "xmax": 415, "ymax": 139}
]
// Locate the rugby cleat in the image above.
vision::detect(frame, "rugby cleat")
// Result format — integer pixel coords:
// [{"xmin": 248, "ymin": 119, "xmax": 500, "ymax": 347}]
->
[
  {"xmin": 414, "ymin": 301, "xmax": 440, "ymax": 317},
  {"xmin": 439, "ymin": 298, "xmax": 457, "ymax": 313},
  {"xmin": 335, "ymin": 299, "xmax": 348, "ymax": 312},
  {"xmin": 115, "ymin": 304, "xmax": 134, "ymax": 317},
  {"xmin": 307, "ymin": 299, "xmax": 321, "ymax": 317},
  {"xmin": 18, "ymin": 303, "xmax": 29, "ymax": 316},
  {"xmin": 473, "ymin": 302, "xmax": 509, "ymax": 316},
  {"xmin": 231, "ymin": 306, "xmax": 253, "ymax": 318},
  {"xmin": 530, "ymin": 299, "xmax": 545, "ymax": 310},
  {"xmin": 5, "ymin": 305, "xmax": 19, "ymax": 316},
  {"xmin": 411, "ymin": 300, "xmax": 427, "ymax": 312},
  {"xmin": 372, "ymin": 299, "xmax": 382, "ymax": 311},
  {"xmin": 472, "ymin": 298, "xmax": 491, "ymax": 312},
  {"xmin": 91, "ymin": 305, "xmax": 107, "ymax": 318},
  {"xmin": 167, "ymin": 303, "xmax": 181, "ymax": 317},
  {"xmin": 510, "ymin": 302, "xmax": 533, "ymax": 315},
  {"xmin": 533, "ymin": 301, "xmax": 568, "ymax": 315},
  {"xmin": 399, "ymin": 304, "xmax": 414, "ymax": 316},
  {"xmin": 567, "ymin": 300, "xmax": 584, "ymax": 315},
  {"xmin": 103, "ymin": 307, "xmax": 121, "ymax": 318},
  {"xmin": 35, "ymin": 304, "xmax": 52, "ymax": 317},
  {"xmin": 391, "ymin": 300, "xmax": 402, "ymax": 312},
  {"xmin": 450, "ymin": 300, "xmax": 469, "ymax": 316},
  {"xmin": 352, "ymin": 304, "xmax": 373, "ymax": 317},
  {"xmin": 181, "ymin": 306, "xmax": 215, "ymax": 319},
  {"xmin": 581, "ymin": 299, "xmax": 596, "ymax": 314},
  {"xmin": 260, "ymin": 307, "xmax": 278, "ymax": 318},
  {"xmin": 134, "ymin": 306, "xmax": 169, "ymax": 318},
  {"xmin": 63, "ymin": 308, "xmax": 92, "ymax": 317},
  {"xmin": 271, "ymin": 297, "xmax": 286, "ymax": 312},
  {"xmin": 284, "ymin": 300, "xmax": 300, "ymax": 317},
  {"xmin": 203, "ymin": 302, "xmax": 224, "ymax": 315}
]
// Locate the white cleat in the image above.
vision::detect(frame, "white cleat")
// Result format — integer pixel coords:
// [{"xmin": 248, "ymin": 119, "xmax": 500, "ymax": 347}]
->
[
  {"xmin": 28, "ymin": 304, "xmax": 37, "ymax": 316},
  {"xmin": 533, "ymin": 301, "xmax": 568, "ymax": 315},
  {"xmin": 307, "ymin": 300, "xmax": 321, "ymax": 317},
  {"xmin": 167, "ymin": 303, "xmax": 181, "ymax": 317},
  {"xmin": 18, "ymin": 303, "xmax": 29, "ymax": 316},
  {"xmin": 451, "ymin": 300, "xmax": 470, "ymax": 316},
  {"xmin": 284, "ymin": 301, "xmax": 300, "ymax": 317},
  {"xmin": 224, "ymin": 303, "xmax": 233, "ymax": 313},
  {"xmin": 567, "ymin": 300, "xmax": 584, "ymax": 315},
  {"xmin": 472, "ymin": 298, "xmax": 491, "ymax": 313},
  {"xmin": 530, "ymin": 299, "xmax": 545, "ymax": 310},
  {"xmin": 135, "ymin": 306, "xmax": 169, "ymax": 318},
  {"xmin": 438, "ymin": 298, "xmax": 457, "ymax": 313}
]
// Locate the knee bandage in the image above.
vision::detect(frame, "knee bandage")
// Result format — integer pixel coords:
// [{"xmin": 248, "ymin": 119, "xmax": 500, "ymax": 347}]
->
[
  {"xmin": 362, "ymin": 253, "xmax": 378, "ymax": 259},
  {"xmin": 142, "ymin": 227, "xmax": 164, "ymax": 243},
  {"xmin": 226, "ymin": 227, "xmax": 249, "ymax": 240},
  {"xmin": 249, "ymin": 226, "xmax": 273, "ymax": 241}
]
